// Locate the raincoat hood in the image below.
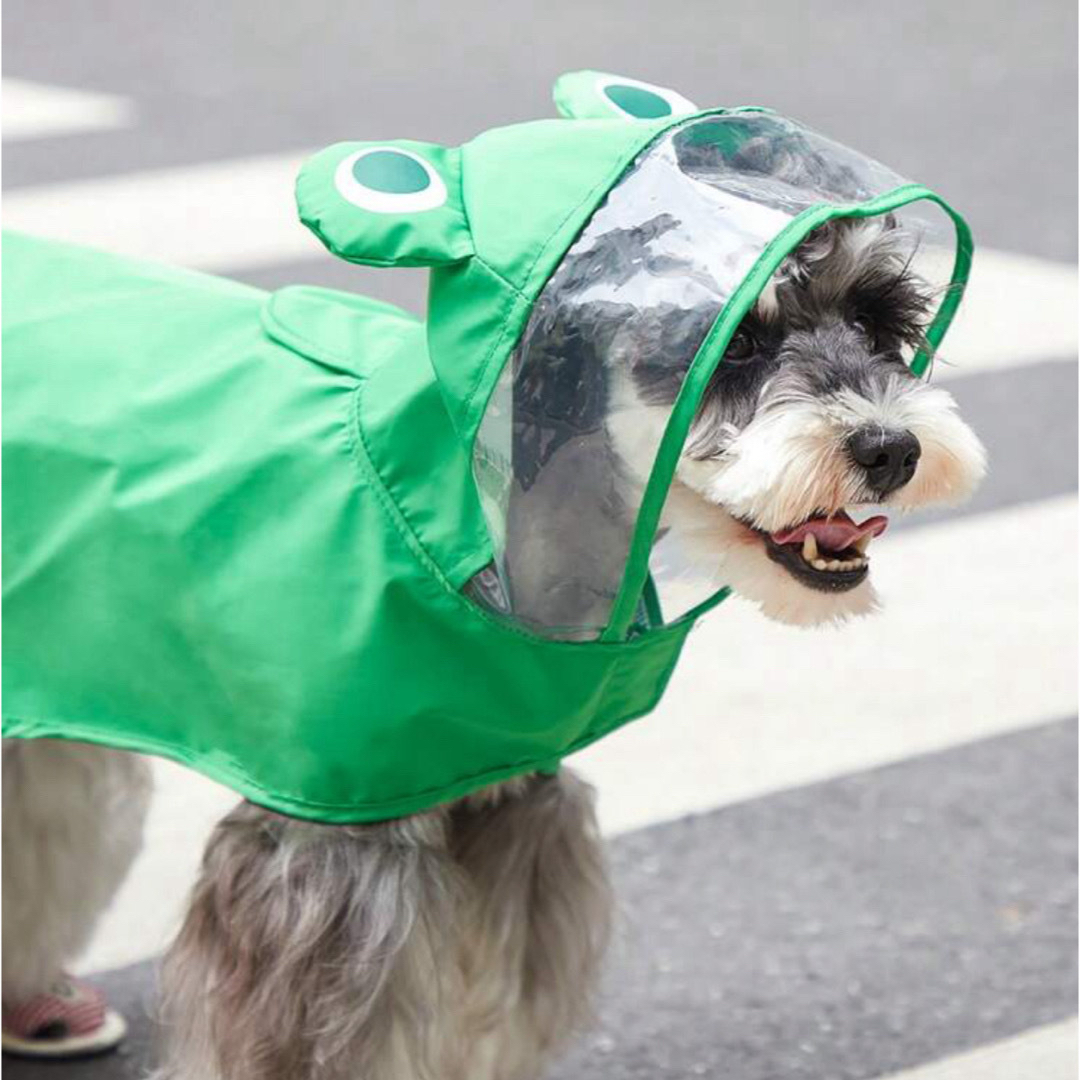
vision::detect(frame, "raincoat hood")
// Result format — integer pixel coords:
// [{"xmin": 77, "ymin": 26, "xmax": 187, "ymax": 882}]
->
[{"xmin": 2, "ymin": 72, "xmax": 972, "ymax": 821}]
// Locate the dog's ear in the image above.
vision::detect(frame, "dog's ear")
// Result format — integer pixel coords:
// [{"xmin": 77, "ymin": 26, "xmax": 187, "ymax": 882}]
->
[
  {"xmin": 296, "ymin": 141, "xmax": 473, "ymax": 267},
  {"xmin": 553, "ymin": 70, "xmax": 698, "ymax": 121}
]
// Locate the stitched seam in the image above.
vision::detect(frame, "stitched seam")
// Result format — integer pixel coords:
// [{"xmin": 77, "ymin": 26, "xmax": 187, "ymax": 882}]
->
[
  {"xmin": 1, "ymin": 603, "xmax": 688, "ymax": 814},
  {"xmin": 471, "ymin": 252, "xmax": 527, "ymax": 299},
  {"xmin": 262, "ymin": 293, "xmax": 361, "ymax": 374},
  {"xmin": 2, "ymin": 669, "xmax": 676, "ymax": 815},
  {"xmin": 456, "ymin": 129, "xmax": 672, "ymax": 433},
  {"xmin": 345, "ymin": 381, "xmax": 685, "ymax": 651},
  {"xmin": 345, "ymin": 380, "xmax": 557, "ymax": 641},
  {"xmin": 344, "ymin": 383, "xmax": 455, "ymax": 587}
]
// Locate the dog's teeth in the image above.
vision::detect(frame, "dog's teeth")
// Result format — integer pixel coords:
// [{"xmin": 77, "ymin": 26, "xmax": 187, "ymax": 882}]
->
[
  {"xmin": 813, "ymin": 559, "xmax": 828, "ymax": 571},
  {"xmin": 802, "ymin": 534, "xmax": 818, "ymax": 562},
  {"xmin": 826, "ymin": 560, "xmax": 841, "ymax": 570},
  {"xmin": 854, "ymin": 534, "xmax": 873, "ymax": 555}
]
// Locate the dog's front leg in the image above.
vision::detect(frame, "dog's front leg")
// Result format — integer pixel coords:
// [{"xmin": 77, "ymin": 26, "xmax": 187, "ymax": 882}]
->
[
  {"xmin": 452, "ymin": 768, "xmax": 613, "ymax": 1080},
  {"xmin": 154, "ymin": 801, "xmax": 469, "ymax": 1080},
  {"xmin": 2, "ymin": 739, "xmax": 152, "ymax": 1003}
]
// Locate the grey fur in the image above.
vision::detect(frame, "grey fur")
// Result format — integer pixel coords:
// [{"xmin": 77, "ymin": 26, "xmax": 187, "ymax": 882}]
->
[
  {"xmin": 151, "ymin": 768, "xmax": 609, "ymax": 1080},
  {"xmin": 2, "ymin": 739, "xmax": 152, "ymax": 1002},
  {"xmin": 685, "ymin": 217, "xmax": 935, "ymax": 462},
  {"xmin": 453, "ymin": 770, "xmax": 612, "ymax": 1080},
  {"xmin": 153, "ymin": 801, "xmax": 468, "ymax": 1080}
]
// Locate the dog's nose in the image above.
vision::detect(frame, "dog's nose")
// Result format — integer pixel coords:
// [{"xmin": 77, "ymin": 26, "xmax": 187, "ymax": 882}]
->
[{"xmin": 846, "ymin": 427, "xmax": 921, "ymax": 497}]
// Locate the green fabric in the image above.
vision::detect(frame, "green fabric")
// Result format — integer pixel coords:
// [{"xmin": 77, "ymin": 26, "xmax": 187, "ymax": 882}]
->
[
  {"xmin": 297, "ymin": 118, "xmax": 672, "ymax": 448},
  {"xmin": 2, "ymin": 73, "xmax": 974, "ymax": 821},
  {"xmin": 2, "ymin": 232, "xmax": 691, "ymax": 822},
  {"xmin": 298, "ymin": 140, "xmax": 473, "ymax": 267}
]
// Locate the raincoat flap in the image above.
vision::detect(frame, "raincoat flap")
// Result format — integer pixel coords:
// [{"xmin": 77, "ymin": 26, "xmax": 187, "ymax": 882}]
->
[{"xmin": 262, "ymin": 284, "xmax": 421, "ymax": 380}]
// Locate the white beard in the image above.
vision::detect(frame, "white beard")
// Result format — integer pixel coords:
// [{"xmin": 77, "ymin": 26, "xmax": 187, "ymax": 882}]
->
[{"xmin": 606, "ymin": 370, "xmax": 986, "ymax": 628}]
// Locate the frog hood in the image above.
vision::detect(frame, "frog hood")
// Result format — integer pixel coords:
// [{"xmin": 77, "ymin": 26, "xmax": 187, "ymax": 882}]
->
[{"xmin": 297, "ymin": 70, "xmax": 971, "ymax": 641}]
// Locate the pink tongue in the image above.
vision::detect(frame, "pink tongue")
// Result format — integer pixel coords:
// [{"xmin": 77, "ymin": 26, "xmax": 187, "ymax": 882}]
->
[{"xmin": 771, "ymin": 511, "xmax": 888, "ymax": 551}]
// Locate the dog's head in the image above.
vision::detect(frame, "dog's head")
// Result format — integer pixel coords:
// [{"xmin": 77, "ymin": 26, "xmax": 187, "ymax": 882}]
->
[{"xmin": 606, "ymin": 216, "xmax": 986, "ymax": 626}]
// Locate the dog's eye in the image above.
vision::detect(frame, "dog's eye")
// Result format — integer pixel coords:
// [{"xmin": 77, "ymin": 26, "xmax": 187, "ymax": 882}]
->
[
  {"xmin": 850, "ymin": 315, "xmax": 879, "ymax": 347},
  {"xmin": 725, "ymin": 328, "xmax": 758, "ymax": 362}
]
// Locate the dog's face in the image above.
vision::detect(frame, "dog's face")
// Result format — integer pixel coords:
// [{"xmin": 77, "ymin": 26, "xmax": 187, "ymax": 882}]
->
[{"xmin": 607, "ymin": 217, "xmax": 987, "ymax": 626}]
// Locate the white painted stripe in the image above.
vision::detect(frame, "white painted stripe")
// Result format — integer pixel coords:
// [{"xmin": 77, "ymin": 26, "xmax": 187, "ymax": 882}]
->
[
  {"xmin": 2, "ymin": 150, "xmax": 315, "ymax": 269},
  {"xmin": 76, "ymin": 495, "xmax": 1077, "ymax": 973},
  {"xmin": 76, "ymin": 756, "xmax": 237, "ymax": 974},
  {"xmin": 575, "ymin": 495, "xmax": 1078, "ymax": 834},
  {"xmin": 937, "ymin": 248, "xmax": 1079, "ymax": 381},
  {"xmin": 879, "ymin": 1019, "xmax": 1077, "ymax": 1080},
  {"xmin": 2, "ymin": 78, "xmax": 135, "ymax": 141},
  {"xmin": 2, "ymin": 151, "xmax": 1076, "ymax": 377}
]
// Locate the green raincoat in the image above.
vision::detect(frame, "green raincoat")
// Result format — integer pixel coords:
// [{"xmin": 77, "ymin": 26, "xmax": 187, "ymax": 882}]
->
[{"xmin": 2, "ymin": 72, "xmax": 973, "ymax": 822}]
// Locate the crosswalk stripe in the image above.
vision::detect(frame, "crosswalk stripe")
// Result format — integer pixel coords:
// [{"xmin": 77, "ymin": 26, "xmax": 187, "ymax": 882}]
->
[
  {"xmin": 1, "ymin": 150, "xmax": 1075, "ymax": 381},
  {"xmin": 575, "ymin": 494, "xmax": 1078, "ymax": 835},
  {"xmin": 2, "ymin": 78, "xmax": 135, "ymax": 141},
  {"xmin": 1, "ymin": 149, "xmax": 314, "ymax": 267},
  {"xmin": 941, "ymin": 247, "xmax": 1078, "ymax": 378},
  {"xmin": 74, "ymin": 494, "xmax": 1077, "ymax": 974},
  {"xmin": 878, "ymin": 1019, "xmax": 1077, "ymax": 1080}
]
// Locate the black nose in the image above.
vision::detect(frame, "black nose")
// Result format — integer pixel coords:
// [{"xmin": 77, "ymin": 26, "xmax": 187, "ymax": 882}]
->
[{"xmin": 846, "ymin": 427, "xmax": 921, "ymax": 497}]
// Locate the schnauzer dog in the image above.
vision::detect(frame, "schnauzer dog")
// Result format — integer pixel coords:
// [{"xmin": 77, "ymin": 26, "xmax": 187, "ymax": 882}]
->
[{"xmin": 2, "ymin": 216, "xmax": 984, "ymax": 1078}]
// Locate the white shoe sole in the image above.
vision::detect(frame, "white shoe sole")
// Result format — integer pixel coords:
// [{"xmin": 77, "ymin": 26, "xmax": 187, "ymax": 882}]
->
[{"xmin": 1, "ymin": 1007, "xmax": 127, "ymax": 1058}]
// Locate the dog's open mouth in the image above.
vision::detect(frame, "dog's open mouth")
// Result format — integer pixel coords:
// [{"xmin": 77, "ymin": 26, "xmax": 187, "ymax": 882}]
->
[{"xmin": 760, "ymin": 510, "xmax": 888, "ymax": 592}]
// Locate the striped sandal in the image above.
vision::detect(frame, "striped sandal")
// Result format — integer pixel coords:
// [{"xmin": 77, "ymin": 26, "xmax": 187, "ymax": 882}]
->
[{"xmin": 2, "ymin": 975, "xmax": 126, "ymax": 1058}]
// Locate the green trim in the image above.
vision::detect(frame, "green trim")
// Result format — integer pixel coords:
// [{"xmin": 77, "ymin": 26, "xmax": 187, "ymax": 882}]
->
[
  {"xmin": 642, "ymin": 573, "xmax": 664, "ymax": 628},
  {"xmin": 601, "ymin": 185, "xmax": 973, "ymax": 642},
  {"xmin": 676, "ymin": 585, "xmax": 732, "ymax": 627},
  {"xmin": 910, "ymin": 201, "xmax": 973, "ymax": 377},
  {"xmin": 460, "ymin": 112, "xmax": 723, "ymax": 451},
  {"xmin": 459, "ymin": 107, "xmax": 780, "ymax": 457}
]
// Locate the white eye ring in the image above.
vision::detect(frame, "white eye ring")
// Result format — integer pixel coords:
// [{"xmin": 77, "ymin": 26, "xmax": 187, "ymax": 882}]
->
[
  {"xmin": 334, "ymin": 147, "xmax": 448, "ymax": 214},
  {"xmin": 594, "ymin": 74, "xmax": 698, "ymax": 120}
]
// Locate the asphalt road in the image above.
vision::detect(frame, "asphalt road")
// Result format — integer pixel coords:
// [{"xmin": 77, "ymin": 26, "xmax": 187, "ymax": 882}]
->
[{"xmin": 2, "ymin": 1, "xmax": 1077, "ymax": 1077}]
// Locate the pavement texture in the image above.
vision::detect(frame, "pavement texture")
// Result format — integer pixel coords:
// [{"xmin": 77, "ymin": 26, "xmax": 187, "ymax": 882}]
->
[
  {"xmin": 4, "ymin": 0, "xmax": 1076, "ymax": 265},
  {"xmin": 4, "ymin": 720, "xmax": 1074, "ymax": 1080},
  {"xmin": 2, "ymin": 0, "xmax": 1076, "ymax": 1076}
]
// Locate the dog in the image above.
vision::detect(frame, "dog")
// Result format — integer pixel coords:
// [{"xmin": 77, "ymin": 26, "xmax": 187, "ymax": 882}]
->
[{"xmin": 1, "ymin": 213, "xmax": 985, "ymax": 1078}]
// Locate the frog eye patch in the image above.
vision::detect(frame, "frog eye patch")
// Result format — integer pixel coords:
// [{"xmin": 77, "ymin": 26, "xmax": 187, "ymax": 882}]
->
[
  {"xmin": 595, "ymin": 74, "xmax": 698, "ymax": 119},
  {"xmin": 298, "ymin": 139, "xmax": 471, "ymax": 267},
  {"xmin": 334, "ymin": 147, "xmax": 448, "ymax": 214},
  {"xmin": 553, "ymin": 70, "xmax": 698, "ymax": 121}
]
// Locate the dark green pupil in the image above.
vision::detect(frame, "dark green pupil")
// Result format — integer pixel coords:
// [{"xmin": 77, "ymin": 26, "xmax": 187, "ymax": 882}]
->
[
  {"xmin": 352, "ymin": 151, "xmax": 431, "ymax": 194},
  {"xmin": 604, "ymin": 84, "xmax": 672, "ymax": 119}
]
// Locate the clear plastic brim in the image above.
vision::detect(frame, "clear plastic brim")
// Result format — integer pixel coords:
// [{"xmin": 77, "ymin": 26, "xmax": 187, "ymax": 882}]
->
[{"xmin": 467, "ymin": 112, "xmax": 969, "ymax": 640}]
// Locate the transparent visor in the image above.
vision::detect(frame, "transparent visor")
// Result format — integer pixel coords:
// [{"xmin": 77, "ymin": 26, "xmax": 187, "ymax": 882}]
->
[{"xmin": 467, "ymin": 112, "xmax": 963, "ymax": 640}]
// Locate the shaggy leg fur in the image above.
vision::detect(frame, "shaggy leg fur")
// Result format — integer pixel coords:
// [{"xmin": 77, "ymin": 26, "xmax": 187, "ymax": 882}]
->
[
  {"xmin": 453, "ymin": 768, "xmax": 613, "ymax": 1080},
  {"xmin": 156, "ymin": 771, "xmax": 609, "ymax": 1080},
  {"xmin": 154, "ymin": 801, "xmax": 469, "ymax": 1080},
  {"xmin": 2, "ymin": 739, "xmax": 152, "ymax": 1003}
]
